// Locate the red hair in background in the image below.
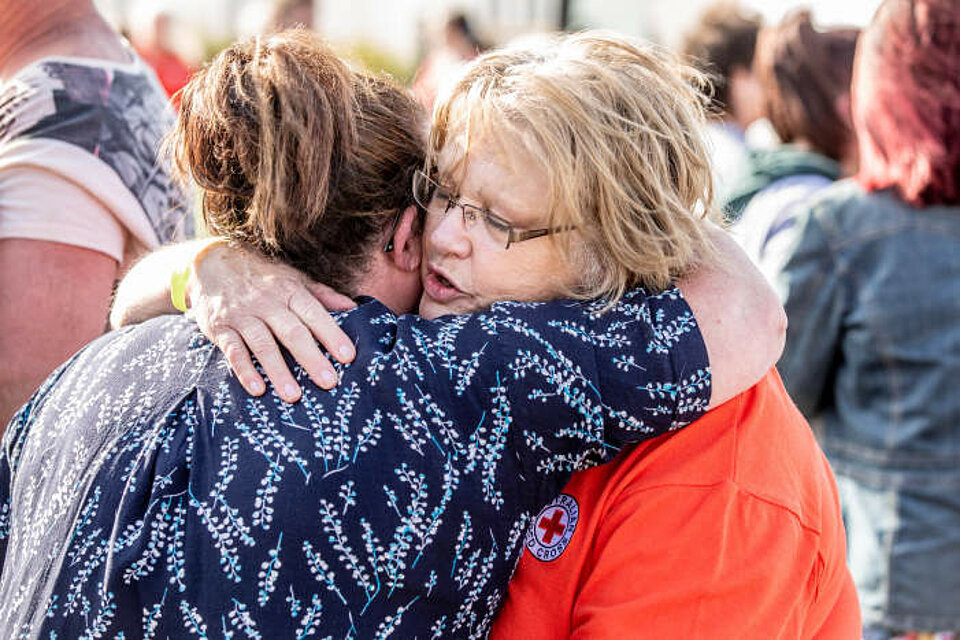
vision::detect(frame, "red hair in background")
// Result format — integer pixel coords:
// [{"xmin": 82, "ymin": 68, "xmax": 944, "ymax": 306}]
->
[{"xmin": 853, "ymin": 0, "xmax": 960, "ymax": 206}]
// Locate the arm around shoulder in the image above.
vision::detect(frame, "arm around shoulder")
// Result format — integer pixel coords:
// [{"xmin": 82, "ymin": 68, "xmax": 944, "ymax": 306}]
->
[
  {"xmin": 679, "ymin": 224, "xmax": 787, "ymax": 408},
  {"xmin": 109, "ymin": 238, "xmax": 227, "ymax": 329}
]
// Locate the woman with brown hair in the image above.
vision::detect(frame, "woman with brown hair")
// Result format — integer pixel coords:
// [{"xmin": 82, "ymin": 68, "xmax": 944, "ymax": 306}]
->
[
  {"xmin": 724, "ymin": 11, "xmax": 860, "ymax": 277},
  {"xmin": 0, "ymin": 30, "xmax": 785, "ymax": 638}
]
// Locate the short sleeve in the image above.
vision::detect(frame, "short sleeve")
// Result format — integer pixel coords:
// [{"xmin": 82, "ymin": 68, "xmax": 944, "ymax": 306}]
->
[{"xmin": 0, "ymin": 166, "xmax": 126, "ymax": 262}]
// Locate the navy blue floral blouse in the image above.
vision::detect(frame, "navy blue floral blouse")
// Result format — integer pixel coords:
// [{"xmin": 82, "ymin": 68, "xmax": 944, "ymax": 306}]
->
[{"xmin": 0, "ymin": 288, "xmax": 709, "ymax": 639}]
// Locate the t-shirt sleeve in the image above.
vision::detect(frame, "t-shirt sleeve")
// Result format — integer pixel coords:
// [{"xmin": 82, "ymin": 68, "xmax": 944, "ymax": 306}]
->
[
  {"xmin": 0, "ymin": 165, "xmax": 126, "ymax": 262},
  {"xmin": 569, "ymin": 484, "xmax": 820, "ymax": 639}
]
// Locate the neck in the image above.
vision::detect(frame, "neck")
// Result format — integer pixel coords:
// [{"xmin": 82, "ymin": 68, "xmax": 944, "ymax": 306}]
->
[
  {"xmin": 0, "ymin": 1, "xmax": 121, "ymax": 81},
  {"xmin": 355, "ymin": 254, "xmax": 421, "ymax": 315}
]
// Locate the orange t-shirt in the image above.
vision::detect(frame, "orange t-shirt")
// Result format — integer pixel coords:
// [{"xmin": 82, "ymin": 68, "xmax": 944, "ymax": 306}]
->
[{"xmin": 491, "ymin": 370, "xmax": 861, "ymax": 639}]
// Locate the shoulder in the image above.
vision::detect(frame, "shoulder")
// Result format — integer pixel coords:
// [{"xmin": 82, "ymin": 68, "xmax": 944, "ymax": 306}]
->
[
  {"xmin": 55, "ymin": 315, "xmax": 215, "ymax": 401},
  {"xmin": 7, "ymin": 315, "xmax": 213, "ymax": 470},
  {"xmin": 1, "ymin": 56, "xmax": 192, "ymax": 244},
  {"xmin": 597, "ymin": 373, "xmax": 833, "ymax": 531},
  {"xmin": 797, "ymin": 179, "xmax": 913, "ymax": 245},
  {"xmin": 91, "ymin": 316, "xmax": 213, "ymax": 378}
]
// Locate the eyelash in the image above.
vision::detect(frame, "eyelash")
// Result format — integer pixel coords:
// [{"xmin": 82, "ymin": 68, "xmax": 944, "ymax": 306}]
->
[
  {"xmin": 438, "ymin": 190, "xmax": 506, "ymax": 224},
  {"xmin": 484, "ymin": 214, "xmax": 511, "ymax": 232}
]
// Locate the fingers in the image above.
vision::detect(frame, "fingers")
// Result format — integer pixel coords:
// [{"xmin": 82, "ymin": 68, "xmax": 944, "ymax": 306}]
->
[
  {"xmin": 187, "ymin": 243, "xmax": 358, "ymax": 400},
  {"xmin": 235, "ymin": 318, "xmax": 303, "ymax": 403},
  {"xmin": 306, "ymin": 281, "xmax": 357, "ymax": 313},
  {"xmin": 288, "ymin": 288, "xmax": 356, "ymax": 364},
  {"xmin": 215, "ymin": 327, "xmax": 266, "ymax": 397},
  {"xmin": 267, "ymin": 307, "xmax": 341, "ymax": 393}
]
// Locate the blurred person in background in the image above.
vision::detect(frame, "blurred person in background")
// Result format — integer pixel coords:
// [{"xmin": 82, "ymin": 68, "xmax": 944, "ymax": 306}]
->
[
  {"xmin": 412, "ymin": 10, "xmax": 483, "ymax": 110},
  {"xmin": 270, "ymin": 0, "xmax": 315, "ymax": 31},
  {"xmin": 0, "ymin": 30, "xmax": 785, "ymax": 638},
  {"xmin": 0, "ymin": 0, "xmax": 192, "ymax": 428},
  {"xmin": 726, "ymin": 11, "xmax": 859, "ymax": 279},
  {"xmin": 774, "ymin": 0, "xmax": 960, "ymax": 637},
  {"xmin": 681, "ymin": 2, "xmax": 765, "ymax": 205},
  {"xmin": 130, "ymin": 4, "xmax": 193, "ymax": 104}
]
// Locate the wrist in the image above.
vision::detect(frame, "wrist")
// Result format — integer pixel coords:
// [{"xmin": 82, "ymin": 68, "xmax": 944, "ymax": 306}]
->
[{"xmin": 171, "ymin": 237, "xmax": 230, "ymax": 312}]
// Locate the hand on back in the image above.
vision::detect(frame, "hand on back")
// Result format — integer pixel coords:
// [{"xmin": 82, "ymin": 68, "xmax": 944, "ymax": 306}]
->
[{"xmin": 188, "ymin": 242, "xmax": 357, "ymax": 402}]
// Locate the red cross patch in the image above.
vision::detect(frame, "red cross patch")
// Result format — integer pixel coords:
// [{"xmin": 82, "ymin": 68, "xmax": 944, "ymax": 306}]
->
[{"xmin": 525, "ymin": 494, "xmax": 579, "ymax": 562}]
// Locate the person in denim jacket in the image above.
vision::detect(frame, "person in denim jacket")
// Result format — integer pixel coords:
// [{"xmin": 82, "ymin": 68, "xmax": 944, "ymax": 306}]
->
[{"xmin": 776, "ymin": 1, "xmax": 960, "ymax": 636}]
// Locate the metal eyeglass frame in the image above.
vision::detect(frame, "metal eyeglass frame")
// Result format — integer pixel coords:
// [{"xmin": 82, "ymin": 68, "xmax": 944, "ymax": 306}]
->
[{"xmin": 411, "ymin": 169, "xmax": 573, "ymax": 250}]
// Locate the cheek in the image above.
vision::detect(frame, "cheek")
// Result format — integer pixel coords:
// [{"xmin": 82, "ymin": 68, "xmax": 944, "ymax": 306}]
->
[
  {"xmin": 474, "ymin": 244, "xmax": 574, "ymax": 303},
  {"xmin": 468, "ymin": 252, "xmax": 514, "ymax": 298},
  {"xmin": 422, "ymin": 216, "xmax": 441, "ymax": 248}
]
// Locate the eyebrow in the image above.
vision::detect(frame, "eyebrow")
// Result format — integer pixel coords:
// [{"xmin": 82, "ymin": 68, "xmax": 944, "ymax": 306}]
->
[
  {"xmin": 464, "ymin": 186, "xmax": 513, "ymax": 222},
  {"xmin": 477, "ymin": 183, "xmax": 544, "ymax": 228}
]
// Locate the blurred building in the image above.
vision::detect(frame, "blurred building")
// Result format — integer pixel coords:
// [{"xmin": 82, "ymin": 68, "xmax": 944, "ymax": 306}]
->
[
  {"xmin": 95, "ymin": 0, "xmax": 883, "ymax": 77},
  {"xmin": 570, "ymin": 0, "xmax": 882, "ymax": 46}
]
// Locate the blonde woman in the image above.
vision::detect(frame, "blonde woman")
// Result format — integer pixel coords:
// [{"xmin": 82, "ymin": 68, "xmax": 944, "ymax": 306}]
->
[{"xmin": 117, "ymin": 33, "xmax": 768, "ymax": 403}]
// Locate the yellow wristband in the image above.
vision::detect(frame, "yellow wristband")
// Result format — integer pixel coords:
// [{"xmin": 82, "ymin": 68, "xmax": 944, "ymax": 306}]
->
[
  {"xmin": 172, "ymin": 238, "xmax": 231, "ymax": 313},
  {"xmin": 170, "ymin": 263, "xmax": 191, "ymax": 313}
]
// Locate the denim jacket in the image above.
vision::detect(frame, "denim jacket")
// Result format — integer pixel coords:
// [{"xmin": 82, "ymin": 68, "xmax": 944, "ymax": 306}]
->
[{"xmin": 776, "ymin": 179, "xmax": 960, "ymax": 632}]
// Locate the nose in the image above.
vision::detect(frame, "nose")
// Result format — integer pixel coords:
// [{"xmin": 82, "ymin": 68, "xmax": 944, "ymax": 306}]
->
[{"xmin": 427, "ymin": 207, "xmax": 472, "ymax": 259}]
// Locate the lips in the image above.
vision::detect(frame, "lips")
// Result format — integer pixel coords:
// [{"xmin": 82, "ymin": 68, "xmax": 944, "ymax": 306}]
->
[{"xmin": 423, "ymin": 266, "xmax": 466, "ymax": 303}]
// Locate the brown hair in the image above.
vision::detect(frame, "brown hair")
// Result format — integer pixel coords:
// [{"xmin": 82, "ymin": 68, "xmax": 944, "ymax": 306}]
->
[
  {"xmin": 754, "ymin": 12, "xmax": 859, "ymax": 161},
  {"xmin": 171, "ymin": 29, "xmax": 425, "ymax": 293},
  {"xmin": 681, "ymin": 2, "xmax": 763, "ymax": 115}
]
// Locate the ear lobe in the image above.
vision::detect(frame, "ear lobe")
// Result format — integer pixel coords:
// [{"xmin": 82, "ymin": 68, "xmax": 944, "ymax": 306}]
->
[
  {"xmin": 386, "ymin": 205, "xmax": 422, "ymax": 272},
  {"xmin": 835, "ymin": 92, "xmax": 852, "ymax": 126}
]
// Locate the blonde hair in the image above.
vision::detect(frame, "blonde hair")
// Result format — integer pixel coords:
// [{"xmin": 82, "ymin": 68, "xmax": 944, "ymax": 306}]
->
[{"xmin": 429, "ymin": 31, "xmax": 719, "ymax": 305}]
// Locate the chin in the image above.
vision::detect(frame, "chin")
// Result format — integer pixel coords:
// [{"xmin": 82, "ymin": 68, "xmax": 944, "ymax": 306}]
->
[
  {"xmin": 418, "ymin": 299, "xmax": 441, "ymax": 320},
  {"xmin": 418, "ymin": 297, "xmax": 450, "ymax": 320},
  {"xmin": 418, "ymin": 296, "xmax": 478, "ymax": 320}
]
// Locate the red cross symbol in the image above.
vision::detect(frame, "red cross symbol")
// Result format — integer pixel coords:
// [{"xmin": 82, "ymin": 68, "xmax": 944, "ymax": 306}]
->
[{"xmin": 537, "ymin": 508, "xmax": 567, "ymax": 545}]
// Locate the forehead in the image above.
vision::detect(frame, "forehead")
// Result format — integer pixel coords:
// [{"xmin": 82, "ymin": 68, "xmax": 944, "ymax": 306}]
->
[{"xmin": 436, "ymin": 131, "xmax": 550, "ymax": 224}]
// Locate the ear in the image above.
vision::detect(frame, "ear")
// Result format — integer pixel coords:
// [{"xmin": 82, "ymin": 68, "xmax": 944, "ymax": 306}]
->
[
  {"xmin": 384, "ymin": 205, "xmax": 422, "ymax": 273},
  {"xmin": 835, "ymin": 92, "xmax": 853, "ymax": 127}
]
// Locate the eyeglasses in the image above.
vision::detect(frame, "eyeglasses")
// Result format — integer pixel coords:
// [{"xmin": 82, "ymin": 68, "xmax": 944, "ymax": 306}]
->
[
  {"xmin": 411, "ymin": 169, "xmax": 573, "ymax": 250},
  {"xmin": 382, "ymin": 205, "xmax": 406, "ymax": 253}
]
